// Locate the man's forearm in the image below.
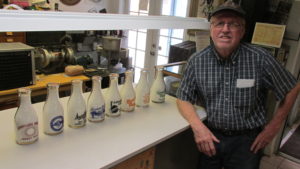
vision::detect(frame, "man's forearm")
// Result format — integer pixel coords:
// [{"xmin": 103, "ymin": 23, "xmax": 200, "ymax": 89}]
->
[
  {"xmin": 268, "ymin": 83, "xmax": 300, "ymax": 129},
  {"xmin": 176, "ymin": 99, "xmax": 205, "ymax": 128}
]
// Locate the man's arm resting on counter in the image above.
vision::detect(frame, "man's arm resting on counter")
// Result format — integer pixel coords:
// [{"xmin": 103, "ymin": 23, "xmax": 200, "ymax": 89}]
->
[
  {"xmin": 176, "ymin": 99, "xmax": 219, "ymax": 157},
  {"xmin": 251, "ymin": 83, "xmax": 300, "ymax": 153}
]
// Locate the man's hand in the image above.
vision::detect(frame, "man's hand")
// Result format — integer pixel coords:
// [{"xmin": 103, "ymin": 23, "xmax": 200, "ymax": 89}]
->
[
  {"xmin": 192, "ymin": 124, "xmax": 220, "ymax": 157},
  {"xmin": 250, "ymin": 124, "xmax": 280, "ymax": 153},
  {"xmin": 176, "ymin": 99, "xmax": 220, "ymax": 157}
]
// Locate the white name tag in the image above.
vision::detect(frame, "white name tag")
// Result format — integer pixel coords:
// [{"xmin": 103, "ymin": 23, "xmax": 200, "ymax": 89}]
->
[{"xmin": 236, "ymin": 79, "xmax": 255, "ymax": 88}]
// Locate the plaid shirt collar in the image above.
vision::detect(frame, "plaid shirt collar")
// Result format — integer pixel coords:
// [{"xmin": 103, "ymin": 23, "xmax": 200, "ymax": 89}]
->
[{"xmin": 212, "ymin": 44, "xmax": 241, "ymax": 65}]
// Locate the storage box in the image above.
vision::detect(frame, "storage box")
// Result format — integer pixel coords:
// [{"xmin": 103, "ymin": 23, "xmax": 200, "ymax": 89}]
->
[
  {"xmin": 168, "ymin": 41, "xmax": 196, "ymax": 63},
  {"xmin": 0, "ymin": 42, "xmax": 35, "ymax": 90}
]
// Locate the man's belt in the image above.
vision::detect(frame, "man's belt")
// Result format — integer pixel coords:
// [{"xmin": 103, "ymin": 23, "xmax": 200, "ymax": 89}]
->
[{"xmin": 209, "ymin": 127, "xmax": 262, "ymax": 136}]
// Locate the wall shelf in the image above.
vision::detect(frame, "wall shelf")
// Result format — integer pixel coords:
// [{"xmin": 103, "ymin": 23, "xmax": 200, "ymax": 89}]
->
[{"xmin": 0, "ymin": 10, "xmax": 209, "ymax": 32}]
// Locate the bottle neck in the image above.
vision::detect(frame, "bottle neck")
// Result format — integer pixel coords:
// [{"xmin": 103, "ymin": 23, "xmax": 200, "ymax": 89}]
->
[
  {"xmin": 92, "ymin": 79, "xmax": 101, "ymax": 93},
  {"xmin": 110, "ymin": 78, "xmax": 118, "ymax": 90},
  {"xmin": 47, "ymin": 87, "xmax": 59, "ymax": 100},
  {"xmin": 156, "ymin": 70, "xmax": 163, "ymax": 80},
  {"xmin": 19, "ymin": 94, "xmax": 31, "ymax": 107},
  {"xmin": 139, "ymin": 72, "xmax": 147, "ymax": 84},
  {"xmin": 125, "ymin": 75, "xmax": 133, "ymax": 85},
  {"xmin": 72, "ymin": 83, "xmax": 82, "ymax": 96}
]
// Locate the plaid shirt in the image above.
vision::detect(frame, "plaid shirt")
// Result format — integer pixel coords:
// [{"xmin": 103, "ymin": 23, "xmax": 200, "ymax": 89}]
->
[{"xmin": 177, "ymin": 42, "xmax": 297, "ymax": 130}]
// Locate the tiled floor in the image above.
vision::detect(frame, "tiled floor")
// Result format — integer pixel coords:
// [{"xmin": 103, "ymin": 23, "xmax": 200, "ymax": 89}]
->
[{"xmin": 260, "ymin": 154, "xmax": 300, "ymax": 169}]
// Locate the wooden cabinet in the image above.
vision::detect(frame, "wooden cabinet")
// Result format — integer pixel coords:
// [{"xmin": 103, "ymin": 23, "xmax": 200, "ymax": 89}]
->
[
  {"xmin": 111, "ymin": 147, "xmax": 155, "ymax": 169},
  {"xmin": 0, "ymin": 32, "xmax": 26, "ymax": 43}
]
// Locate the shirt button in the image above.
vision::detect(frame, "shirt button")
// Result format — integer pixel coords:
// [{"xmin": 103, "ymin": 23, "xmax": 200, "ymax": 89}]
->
[
  {"xmin": 225, "ymin": 98, "xmax": 228, "ymax": 101},
  {"xmin": 224, "ymin": 113, "xmax": 228, "ymax": 116},
  {"xmin": 225, "ymin": 82, "xmax": 229, "ymax": 85},
  {"xmin": 226, "ymin": 67, "xmax": 229, "ymax": 70}
]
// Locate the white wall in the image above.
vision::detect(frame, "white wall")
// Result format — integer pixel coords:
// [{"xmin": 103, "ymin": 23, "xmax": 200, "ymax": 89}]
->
[{"xmin": 106, "ymin": 0, "xmax": 128, "ymax": 14}]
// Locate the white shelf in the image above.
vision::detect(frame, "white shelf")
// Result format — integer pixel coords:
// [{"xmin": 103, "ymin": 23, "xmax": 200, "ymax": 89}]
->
[{"xmin": 0, "ymin": 10, "xmax": 210, "ymax": 32}]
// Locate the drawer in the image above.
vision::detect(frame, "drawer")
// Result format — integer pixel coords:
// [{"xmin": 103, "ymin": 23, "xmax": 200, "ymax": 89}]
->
[
  {"xmin": 0, "ymin": 36, "xmax": 26, "ymax": 43},
  {"xmin": 0, "ymin": 32, "xmax": 26, "ymax": 43},
  {"xmin": 0, "ymin": 32, "xmax": 25, "ymax": 37}
]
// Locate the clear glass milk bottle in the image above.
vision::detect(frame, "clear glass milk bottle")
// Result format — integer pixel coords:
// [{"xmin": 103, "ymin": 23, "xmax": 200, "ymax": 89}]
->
[
  {"xmin": 14, "ymin": 88, "xmax": 38, "ymax": 145},
  {"xmin": 120, "ymin": 70, "xmax": 135, "ymax": 112},
  {"xmin": 87, "ymin": 76, "xmax": 105, "ymax": 122},
  {"xmin": 135, "ymin": 69, "xmax": 150, "ymax": 107},
  {"xmin": 43, "ymin": 83, "xmax": 64, "ymax": 135},
  {"xmin": 67, "ymin": 79, "xmax": 86, "ymax": 128},
  {"xmin": 105, "ymin": 73, "xmax": 122, "ymax": 117},
  {"xmin": 150, "ymin": 66, "xmax": 166, "ymax": 103}
]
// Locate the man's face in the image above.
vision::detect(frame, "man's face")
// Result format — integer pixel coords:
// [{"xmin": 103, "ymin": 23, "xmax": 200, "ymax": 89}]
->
[{"xmin": 210, "ymin": 12, "xmax": 245, "ymax": 55}]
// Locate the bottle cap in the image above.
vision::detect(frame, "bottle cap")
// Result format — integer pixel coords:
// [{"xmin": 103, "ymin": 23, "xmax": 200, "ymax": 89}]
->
[
  {"xmin": 109, "ymin": 73, "xmax": 119, "ymax": 78},
  {"xmin": 47, "ymin": 83, "xmax": 60, "ymax": 88},
  {"xmin": 18, "ymin": 87, "xmax": 31, "ymax": 96},
  {"xmin": 71, "ymin": 79, "xmax": 82, "ymax": 84},
  {"xmin": 92, "ymin": 76, "xmax": 102, "ymax": 81}
]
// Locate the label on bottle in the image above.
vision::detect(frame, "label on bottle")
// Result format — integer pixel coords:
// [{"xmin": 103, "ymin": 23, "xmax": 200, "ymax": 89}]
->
[
  {"xmin": 153, "ymin": 91, "xmax": 165, "ymax": 102},
  {"xmin": 74, "ymin": 112, "xmax": 86, "ymax": 126},
  {"xmin": 50, "ymin": 116, "xmax": 64, "ymax": 132},
  {"xmin": 90, "ymin": 105, "xmax": 105, "ymax": 120},
  {"xmin": 143, "ymin": 93, "xmax": 150, "ymax": 104},
  {"xmin": 110, "ymin": 100, "xmax": 121, "ymax": 113},
  {"xmin": 16, "ymin": 122, "xmax": 38, "ymax": 144},
  {"xmin": 126, "ymin": 98, "xmax": 135, "ymax": 108},
  {"xmin": 122, "ymin": 98, "xmax": 135, "ymax": 111},
  {"xmin": 126, "ymin": 98, "xmax": 135, "ymax": 106}
]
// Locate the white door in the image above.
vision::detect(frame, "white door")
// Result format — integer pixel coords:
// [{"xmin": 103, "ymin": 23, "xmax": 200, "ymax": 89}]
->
[{"xmin": 126, "ymin": 0, "xmax": 189, "ymax": 83}]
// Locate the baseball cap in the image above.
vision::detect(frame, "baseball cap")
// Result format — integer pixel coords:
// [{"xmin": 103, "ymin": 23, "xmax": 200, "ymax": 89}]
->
[{"xmin": 210, "ymin": 1, "xmax": 246, "ymax": 19}]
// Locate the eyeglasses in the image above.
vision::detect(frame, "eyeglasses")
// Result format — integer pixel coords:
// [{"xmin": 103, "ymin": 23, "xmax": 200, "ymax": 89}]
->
[{"xmin": 211, "ymin": 21, "xmax": 243, "ymax": 30}]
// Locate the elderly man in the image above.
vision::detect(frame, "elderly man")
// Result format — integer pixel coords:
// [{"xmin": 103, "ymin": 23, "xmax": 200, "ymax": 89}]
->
[{"xmin": 176, "ymin": 1, "xmax": 300, "ymax": 169}]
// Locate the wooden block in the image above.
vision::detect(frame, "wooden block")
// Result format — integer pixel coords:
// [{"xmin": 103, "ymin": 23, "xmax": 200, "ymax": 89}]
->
[{"xmin": 110, "ymin": 147, "xmax": 155, "ymax": 169}]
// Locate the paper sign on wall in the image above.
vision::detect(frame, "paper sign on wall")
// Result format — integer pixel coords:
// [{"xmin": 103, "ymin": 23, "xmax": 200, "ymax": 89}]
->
[{"xmin": 251, "ymin": 22, "xmax": 286, "ymax": 48}]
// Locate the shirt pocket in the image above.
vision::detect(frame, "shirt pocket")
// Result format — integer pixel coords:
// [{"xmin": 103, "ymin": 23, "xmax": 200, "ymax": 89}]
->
[{"xmin": 234, "ymin": 86, "xmax": 256, "ymax": 107}]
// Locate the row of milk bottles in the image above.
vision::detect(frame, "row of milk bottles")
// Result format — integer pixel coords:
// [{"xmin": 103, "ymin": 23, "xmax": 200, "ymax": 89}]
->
[{"xmin": 14, "ymin": 67, "xmax": 166, "ymax": 145}]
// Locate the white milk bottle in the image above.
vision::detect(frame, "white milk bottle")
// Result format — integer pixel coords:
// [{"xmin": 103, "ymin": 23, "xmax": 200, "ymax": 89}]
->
[
  {"xmin": 87, "ymin": 76, "xmax": 105, "ymax": 122},
  {"xmin": 150, "ymin": 66, "xmax": 166, "ymax": 103},
  {"xmin": 105, "ymin": 73, "xmax": 122, "ymax": 117},
  {"xmin": 67, "ymin": 79, "xmax": 86, "ymax": 128},
  {"xmin": 14, "ymin": 88, "xmax": 39, "ymax": 145},
  {"xmin": 120, "ymin": 70, "xmax": 135, "ymax": 112},
  {"xmin": 135, "ymin": 69, "xmax": 150, "ymax": 107},
  {"xmin": 43, "ymin": 83, "xmax": 64, "ymax": 135}
]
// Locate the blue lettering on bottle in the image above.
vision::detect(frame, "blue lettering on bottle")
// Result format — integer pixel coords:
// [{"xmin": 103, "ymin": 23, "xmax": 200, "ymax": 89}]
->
[
  {"xmin": 90, "ymin": 105, "xmax": 105, "ymax": 119},
  {"xmin": 74, "ymin": 112, "xmax": 86, "ymax": 125},
  {"xmin": 50, "ymin": 116, "xmax": 64, "ymax": 132}
]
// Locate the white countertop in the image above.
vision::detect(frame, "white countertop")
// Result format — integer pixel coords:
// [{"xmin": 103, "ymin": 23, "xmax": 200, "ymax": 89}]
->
[{"xmin": 0, "ymin": 91, "xmax": 206, "ymax": 169}]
